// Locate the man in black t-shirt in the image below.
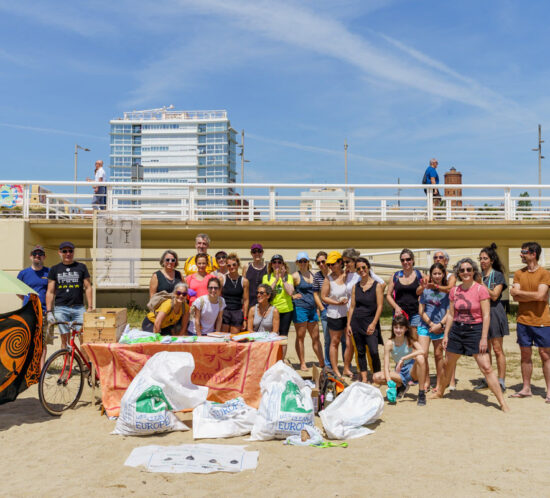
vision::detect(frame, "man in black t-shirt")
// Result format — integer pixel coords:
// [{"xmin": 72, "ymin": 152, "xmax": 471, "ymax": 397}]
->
[{"xmin": 46, "ymin": 241, "xmax": 93, "ymax": 348}]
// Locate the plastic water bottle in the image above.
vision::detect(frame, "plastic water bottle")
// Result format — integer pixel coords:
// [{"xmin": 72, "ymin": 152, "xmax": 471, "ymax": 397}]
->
[
  {"xmin": 325, "ymin": 391, "xmax": 334, "ymax": 407},
  {"xmin": 387, "ymin": 380, "xmax": 397, "ymax": 403}
]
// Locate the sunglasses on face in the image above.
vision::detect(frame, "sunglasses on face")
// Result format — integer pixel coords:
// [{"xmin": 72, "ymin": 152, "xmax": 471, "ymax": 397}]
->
[
  {"xmin": 165, "ymin": 258, "xmax": 176, "ymax": 263},
  {"xmin": 208, "ymin": 286, "xmax": 220, "ymax": 291},
  {"xmin": 175, "ymin": 291, "xmax": 187, "ymax": 297},
  {"xmin": 356, "ymin": 266, "xmax": 368, "ymax": 272},
  {"xmin": 327, "ymin": 263, "xmax": 335, "ymax": 267},
  {"xmin": 520, "ymin": 249, "xmax": 531, "ymax": 255},
  {"xmin": 298, "ymin": 259, "xmax": 308, "ymax": 264},
  {"xmin": 227, "ymin": 263, "xmax": 238, "ymax": 268},
  {"xmin": 32, "ymin": 252, "xmax": 45, "ymax": 257},
  {"xmin": 401, "ymin": 257, "xmax": 412, "ymax": 262},
  {"xmin": 257, "ymin": 291, "xmax": 267, "ymax": 296},
  {"xmin": 251, "ymin": 249, "xmax": 263, "ymax": 254},
  {"xmin": 459, "ymin": 267, "xmax": 473, "ymax": 273},
  {"xmin": 343, "ymin": 260, "xmax": 353, "ymax": 265},
  {"xmin": 272, "ymin": 261, "xmax": 283, "ymax": 265},
  {"xmin": 217, "ymin": 255, "xmax": 227, "ymax": 260},
  {"xmin": 434, "ymin": 255, "xmax": 445, "ymax": 260},
  {"xmin": 61, "ymin": 249, "xmax": 74, "ymax": 254},
  {"xmin": 316, "ymin": 259, "xmax": 326, "ymax": 265}
]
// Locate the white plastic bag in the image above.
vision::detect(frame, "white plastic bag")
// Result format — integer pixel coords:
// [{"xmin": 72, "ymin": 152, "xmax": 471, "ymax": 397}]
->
[
  {"xmin": 320, "ymin": 382, "xmax": 384, "ymax": 440},
  {"xmin": 250, "ymin": 361, "xmax": 314, "ymax": 440},
  {"xmin": 192, "ymin": 397, "xmax": 257, "ymax": 439},
  {"xmin": 113, "ymin": 352, "xmax": 208, "ymax": 436}
]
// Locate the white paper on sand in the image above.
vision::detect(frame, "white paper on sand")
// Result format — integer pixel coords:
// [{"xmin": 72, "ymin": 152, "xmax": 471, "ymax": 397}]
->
[{"xmin": 125, "ymin": 444, "xmax": 259, "ymax": 473}]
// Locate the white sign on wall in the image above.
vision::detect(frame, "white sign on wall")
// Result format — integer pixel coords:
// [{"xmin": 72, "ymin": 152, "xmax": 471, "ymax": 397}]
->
[{"xmin": 96, "ymin": 213, "xmax": 141, "ymax": 287}]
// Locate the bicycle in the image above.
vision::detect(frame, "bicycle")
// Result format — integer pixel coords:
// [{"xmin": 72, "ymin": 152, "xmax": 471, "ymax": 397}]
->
[{"xmin": 38, "ymin": 321, "xmax": 99, "ymax": 416}]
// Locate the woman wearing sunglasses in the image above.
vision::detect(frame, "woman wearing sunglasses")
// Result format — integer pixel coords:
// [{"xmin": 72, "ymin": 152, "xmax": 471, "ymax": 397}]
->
[
  {"xmin": 292, "ymin": 252, "xmax": 325, "ymax": 371},
  {"xmin": 431, "ymin": 258, "xmax": 509, "ymax": 411},
  {"xmin": 213, "ymin": 251, "xmax": 229, "ymax": 278},
  {"xmin": 321, "ymin": 251, "xmax": 352, "ymax": 379},
  {"xmin": 188, "ymin": 277, "xmax": 226, "ymax": 336},
  {"xmin": 149, "ymin": 250, "xmax": 182, "ymax": 297},
  {"xmin": 221, "ymin": 253, "xmax": 250, "ymax": 333},
  {"xmin": 248, "ymin": 284, "xmax": 280, "ymax": 333},
  {"xmin": 243, "ymin": 243, "xmax": 267, "ymax": 310},
  {"xmin": 386, "ymin": 249, "xmax": 423, "ymax": 334},
  {"xmin": 141, "ymin": 282, "xmax": 190, "ymax": 335},
  {"xmin": 477, "ymin": 243, "xmax": 509, "ymax": 392},
  {"xmin": 262, "ymin": 255, "xmax": 294, "ymax": 337},
  {"xmin": 186, "ymin": 253, "xmax": 216, "ymax": 306},
  {"xmin": 347, "ymin": 257, "xmax": 384, "ymax": 382}
]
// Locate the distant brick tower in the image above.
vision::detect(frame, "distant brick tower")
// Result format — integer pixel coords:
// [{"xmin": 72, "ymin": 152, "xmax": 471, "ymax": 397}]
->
[{"xmin": 444, "ymin": 167, "xmax": 462, "ymax": 207}]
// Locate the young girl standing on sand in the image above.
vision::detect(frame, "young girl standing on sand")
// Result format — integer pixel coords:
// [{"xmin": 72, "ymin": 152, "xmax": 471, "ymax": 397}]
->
[{"xmin": 373, "ymin": 315, "xmax": 427, "ymax": 406}]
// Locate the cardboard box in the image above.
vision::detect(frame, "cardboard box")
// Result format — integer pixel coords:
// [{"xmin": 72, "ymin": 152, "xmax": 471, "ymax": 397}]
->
[{"xmin": 82, "ymin": 308, "xmax": 127, "ymax": 343}]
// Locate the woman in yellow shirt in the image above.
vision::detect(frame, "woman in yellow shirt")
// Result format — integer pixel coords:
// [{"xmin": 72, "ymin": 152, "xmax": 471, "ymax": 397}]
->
[{"xmin": 142, "ymin": 282, "xmax": 190, "ymax": 335}]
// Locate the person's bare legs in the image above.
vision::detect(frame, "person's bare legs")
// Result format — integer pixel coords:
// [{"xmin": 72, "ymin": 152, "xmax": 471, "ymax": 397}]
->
[
  {"xmin": 432, "ymin": 339, "xmax": 444, "ymax": 393},
  {"xmin": 474, "ymin": 353, "xmax": 510, "ymax": 412},
  {"xmin": 294, "ymin": 322, "xmax": 308, "ymax": 370},
  {"xmin": 417, "ymin": 335, "xmax": 431, "ymax": 390},
  {"xmin": 517, "ymin": 346, "xmax": 533, "ymax": 395},
  {"xmin": 412, "ymin": 355, "xmax": 427, "ymax": 390},
  {"xmin": 490, "ymin": 337, "xmax": 506, "ymax": 383},
  {"xmin": 307, "ymin": 321, "xmax": 325, "ymax": 368},
  {"xmin": 342, "ymin": 332, "xmax": 354, "ymax": 377},
  {"xmin": 539, "ymin": 347, "xmax": 550, "ymax": 401},
  {"xmin": 430, "ymin": 352, "xmax": 460, "ymax": 398},
  {"xmin": 329, "ymin": 329, "xmax": 344, "ymax": 377}
]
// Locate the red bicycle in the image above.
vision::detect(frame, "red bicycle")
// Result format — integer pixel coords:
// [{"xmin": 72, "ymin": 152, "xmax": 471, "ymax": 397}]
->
[{"xmin": 38, "ymin": 321, "xmax": 99, "ymax": 416}]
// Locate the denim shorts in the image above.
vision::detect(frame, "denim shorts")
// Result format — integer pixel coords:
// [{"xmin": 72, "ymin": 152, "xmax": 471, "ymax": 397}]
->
[
  {"xmin": 53, "ymin": 305, "xmax": 84, "ymax": 335},
  {"xmin": 447, "ymin": 322, "xmax": 482, "ymax": 356},
  {"xmin": 516, "ymin": 323, "xmax": 550, "ymax": 348},
  {"xmin": 417, "ymin": 325, "xmax": 444, "ymax": 341},
  {"xmin": 409, "ymin": 313, "xmax": 421, "ymax": 328},
  {"xmin": 399, "ymin": 360, "xmax": 415, "ymax": 385},
  {"xmin": 293, "ymin": 306, "xmax": 319, "ymax": 324}
]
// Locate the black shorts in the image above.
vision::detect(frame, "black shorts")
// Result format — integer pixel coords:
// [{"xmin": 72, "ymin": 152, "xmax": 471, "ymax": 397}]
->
[
  {"xmin": 326, "ymin": 316, "xmax": 347, "ymax": 332},
  {"xmin": 446, "ymin": 322, "xmax": 483, "ymax": 356},
  {"xmin": 222, "ymin": 309, "xmax": 244, "ymax": 327}
]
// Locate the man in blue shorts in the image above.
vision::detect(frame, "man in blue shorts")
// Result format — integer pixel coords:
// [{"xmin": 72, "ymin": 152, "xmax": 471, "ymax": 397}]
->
[
  {"xmin": 17, "ymin": 245, "xmax": 50, "ymax": 369},
  {"xmin": 510, "ymin": 241, "xmax": 550, "ymax": 403}
]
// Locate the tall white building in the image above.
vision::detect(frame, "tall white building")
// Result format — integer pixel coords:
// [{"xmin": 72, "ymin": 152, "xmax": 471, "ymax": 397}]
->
[{"xmin": 110, "ymin": 107, "xmax": 237, "ymax": 209}]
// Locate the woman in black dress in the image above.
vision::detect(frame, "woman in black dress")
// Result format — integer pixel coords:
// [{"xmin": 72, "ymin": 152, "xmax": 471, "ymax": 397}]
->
[
  {"xmin": 149, "ymin": 250, "xmax": 182, "ymax": 297},
  {"xmin": 347, "ymin": 257, "xmax": 384, "ymax": 381}
]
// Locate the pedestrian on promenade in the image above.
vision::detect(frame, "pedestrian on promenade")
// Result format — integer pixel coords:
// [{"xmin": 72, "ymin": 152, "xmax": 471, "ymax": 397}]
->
[
  {"xmin": 422, "ymin": 158, "xmax": 441, "ymax": 206},
  {"xmin": 509, "ymin": 241, "xmax": 550, "ymax": 403},
  {"xmin": 87, "ymin": 160, "xmax": 107, "ymax": 210}
]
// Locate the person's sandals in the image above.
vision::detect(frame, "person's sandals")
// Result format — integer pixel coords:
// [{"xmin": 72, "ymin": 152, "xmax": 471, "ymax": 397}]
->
[{"xmin": 509, "ymin": 392, "xmax": 532, "ymax": 398}]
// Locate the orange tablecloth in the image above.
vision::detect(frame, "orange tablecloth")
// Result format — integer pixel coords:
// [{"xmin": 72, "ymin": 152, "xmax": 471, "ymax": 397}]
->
[{"xmin": 82, "ymin": 341, "xmax": 283, "ymax": 417}]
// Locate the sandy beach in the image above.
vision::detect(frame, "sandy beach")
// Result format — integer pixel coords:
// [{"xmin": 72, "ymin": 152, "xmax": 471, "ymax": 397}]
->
[{"xmin": 2, "ymin": 327, "xmax": 549, "ymax": 498}]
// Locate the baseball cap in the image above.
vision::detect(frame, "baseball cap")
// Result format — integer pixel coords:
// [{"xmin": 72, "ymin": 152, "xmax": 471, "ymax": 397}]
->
[
  {"xmin": 326, "ymin": 251, "xmax": 342, "ymax": 264},
  {"xmin": 30, "ymin": 245, "xmax": 45, "ymax": 255},
  {"xmin": 271, "ymin": 254, "xmax": 284, "ymax": 262},
  {"xmin": 59, "ymin": 241, "xmax": 75, "ymax": 250},
  {"xmin": 251, "ymin": 243, "xmax": 263, "ymax": 251},
  {"xmin": 296, "ymin": 251, "xmax": 309, "ymax": 261}
]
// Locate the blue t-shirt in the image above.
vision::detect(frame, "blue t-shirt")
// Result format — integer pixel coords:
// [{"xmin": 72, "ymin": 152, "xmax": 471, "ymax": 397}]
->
[
  {"xmin": 420, "ymin": 288, "xmax": 449, "ymax": 328},
  {"xmin": 424, "ymin": 166, "xmax": 439, "ymax": 184},
  {"xmin": 17, "ymin": 266, "xmax": 50, "ymax": 310}
]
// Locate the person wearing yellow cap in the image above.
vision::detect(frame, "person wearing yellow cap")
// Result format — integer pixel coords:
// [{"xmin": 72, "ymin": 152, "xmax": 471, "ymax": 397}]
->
[{"xmin": 321, "ymin": 251, "xmax": 350, "ymax": 378}]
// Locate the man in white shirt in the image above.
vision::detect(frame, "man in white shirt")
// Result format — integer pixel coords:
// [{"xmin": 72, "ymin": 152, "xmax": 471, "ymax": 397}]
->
[{"xmin": 88, "ymin": 160, "xmax": 107, "ymax": 210}]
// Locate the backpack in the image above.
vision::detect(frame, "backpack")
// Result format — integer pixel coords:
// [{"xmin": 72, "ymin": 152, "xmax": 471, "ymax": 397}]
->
[{"xmin": 147, "ymin": 291, "xmax": 173, "ymax": 313}]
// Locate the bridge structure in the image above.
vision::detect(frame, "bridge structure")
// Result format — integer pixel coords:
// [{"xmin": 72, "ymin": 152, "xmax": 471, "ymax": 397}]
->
[{"xmin": 1, "ymin": 180, "xmax": 549, "ymax": 310}]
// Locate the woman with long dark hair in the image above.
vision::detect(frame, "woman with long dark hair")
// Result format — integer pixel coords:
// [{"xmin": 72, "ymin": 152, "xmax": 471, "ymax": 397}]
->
[{"xmin": 477, "ymin": 243, "xmax": 509, "ymax": 392}]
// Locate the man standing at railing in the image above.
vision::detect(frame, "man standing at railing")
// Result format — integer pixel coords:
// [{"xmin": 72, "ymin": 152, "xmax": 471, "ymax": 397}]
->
[
  {"xmin": 87, "ymin": 159, "xmax": 107, "ymax": 210},
  {"xmin": 422, "ymin": 158, "xmax": 441, "ymax": 207}
]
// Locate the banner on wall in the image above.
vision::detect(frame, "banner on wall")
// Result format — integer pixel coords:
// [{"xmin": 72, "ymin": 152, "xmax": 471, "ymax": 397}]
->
[
  {"xmin": 0, "ymin": 184, "xmax": 23, "ymax": 208},
  {"xmin": 96, "ymin": 213, "xmax": 141, "ymax": 287}
]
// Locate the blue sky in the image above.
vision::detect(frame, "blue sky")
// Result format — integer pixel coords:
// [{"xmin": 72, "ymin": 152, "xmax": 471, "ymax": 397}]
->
[{"xmin": 0, "ymin": 0, "xmax": 548, "ymax": 189}]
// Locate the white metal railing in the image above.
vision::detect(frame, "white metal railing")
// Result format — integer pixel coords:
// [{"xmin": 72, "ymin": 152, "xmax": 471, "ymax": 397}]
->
[{"xmin": 1, "ymin": 181, "xmax": 549, "ymax": 222}]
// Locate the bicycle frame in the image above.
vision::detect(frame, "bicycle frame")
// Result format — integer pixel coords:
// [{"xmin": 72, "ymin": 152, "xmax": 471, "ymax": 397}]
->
[{"xmin": 56, "ymin": 323, "xmax": 91, "ymax": 384}]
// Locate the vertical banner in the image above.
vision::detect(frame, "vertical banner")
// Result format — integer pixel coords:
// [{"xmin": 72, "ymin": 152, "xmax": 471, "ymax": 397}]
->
[{"xmin": 96, "ymin": 213, "xmax": 141, "ymax": 287}]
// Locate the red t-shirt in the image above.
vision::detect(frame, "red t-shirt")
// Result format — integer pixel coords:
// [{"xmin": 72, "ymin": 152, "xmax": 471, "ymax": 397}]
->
[{"xmin": 449, "ymin": 282, "xmax": 490, "ymax": 324}]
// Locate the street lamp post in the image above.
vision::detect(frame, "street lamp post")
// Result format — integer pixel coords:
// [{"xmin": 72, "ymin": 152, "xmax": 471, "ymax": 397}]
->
[
  {"xmin": 74, "ymin": 144, "xmax": 90, "ymax": 202},
  {"xmin": 344, "ymin": 139, "xmax": 348, "ymax": 185},
  {"xmin": 532, "ymin": 125, "xmax": 545, "ymax": 208}
]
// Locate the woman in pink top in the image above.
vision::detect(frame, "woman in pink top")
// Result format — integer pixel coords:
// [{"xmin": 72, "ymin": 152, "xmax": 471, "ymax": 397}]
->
[
  {"xmin": 186, "ymin": 253, "xmax": 215, "ymax": 306},
  {"xmin": 431, "ymin": 258, "xmax": 509, "ymax": 412}
]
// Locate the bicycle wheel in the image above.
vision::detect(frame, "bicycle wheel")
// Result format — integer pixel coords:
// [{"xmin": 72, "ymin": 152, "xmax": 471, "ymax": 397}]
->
[{"xmin": 38, "ymin": 349, "xmax": 85, "ymax": 416}]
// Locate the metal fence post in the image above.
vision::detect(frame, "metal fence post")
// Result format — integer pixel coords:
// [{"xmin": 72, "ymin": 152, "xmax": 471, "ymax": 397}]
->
[
  {"xmin": 348, "ymin": 188, "xmax": 355, "ymax": 221},
  {"xmin": 22, "ymin": 184, "xmax": 30, "ymax": 220},
  {"xmin": 427, "ymin": 188, "xmax": 434, "ymax": 221},
  {"xmin": 504, "ymin": 188, "xmax": 511, "ymax": 221},
  {"xmin": 248, "ymin": 199, "xmax": 255, "ymax": 222},
  {"xmin": 314, "ymin": 199, "xmax": 321, "ymax": 221},
  {"xmin": 269, "ymin": 187, "xmax": 276, "ymax": 221},
  {"xmin": 381, "ymin": 199, "xmax": 387, "ymax": 221}
]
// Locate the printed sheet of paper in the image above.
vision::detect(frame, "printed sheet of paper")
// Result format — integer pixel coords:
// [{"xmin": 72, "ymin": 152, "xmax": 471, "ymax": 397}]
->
[{"xmin": 125, "ymin": 444, "xmax": 259, "ymax": 474}]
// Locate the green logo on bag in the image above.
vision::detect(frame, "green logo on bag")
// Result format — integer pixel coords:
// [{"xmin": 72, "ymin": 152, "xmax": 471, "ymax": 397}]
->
[
  {"xmin": 136, "ymin": 386, "xmax": 173, "ymax": 413},
  {"xmin": 281, "ymin": 381, "xmax": 310, "ymax": 413}
]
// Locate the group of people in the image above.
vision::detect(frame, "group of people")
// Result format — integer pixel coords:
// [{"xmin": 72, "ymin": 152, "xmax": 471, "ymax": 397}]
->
[{"xmin": 16, "ymin": 231, "xmax": 550, "ymax": 411}]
